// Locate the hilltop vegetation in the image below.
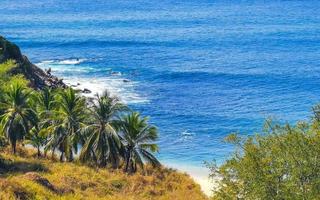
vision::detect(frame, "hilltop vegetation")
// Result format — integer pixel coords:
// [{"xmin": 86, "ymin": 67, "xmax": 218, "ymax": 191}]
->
[
  {"xmin": 0, "ymin": 36, "xmax": 160, "ymax": 173},
  {"xmin": 210, "ymin": 115, "xmax": 320, "ymax": 200},
  {"xmin": 0, "ymin": 37, "xmax": 207, "ymax": 200},
  {"xmin": 0, "ymin": 148, "xmax": 206, "ymax": 200},
  {"xmin": 7, "ymin": 34, "xmax": 320, "ymax": 200},
  {"xmin": 0, "ymin": 36, "xmax": 65, "ymax": 89}
]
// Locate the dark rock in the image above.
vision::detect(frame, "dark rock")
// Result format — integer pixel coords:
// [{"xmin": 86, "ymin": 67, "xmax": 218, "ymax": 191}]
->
[
  {"xmin": 123, "ymin": 79, "xmax": 130, "ymax": 83},
  {"xmin": 45, "ymin": 67, "xmax": 51, "ymax": 75},
  {"xmin": 111, "ymin": 71, "xmax": 121, "ymax": 76},
  {"xmin": 0, "ymin": 36, "xmax": 23, "ymax": 63},
  {"xmin": 83, "ymin": 88, "xmax": 92, "ymax": 94},
  {"xmin": 57, "ymin": 79, "xmax": 63, "ymax": 84}
]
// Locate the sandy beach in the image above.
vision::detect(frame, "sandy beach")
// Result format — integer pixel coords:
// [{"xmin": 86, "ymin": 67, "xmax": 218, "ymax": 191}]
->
[{"xmin": 164, "ymin": 162, "xmax": 219, "ymax": 196}]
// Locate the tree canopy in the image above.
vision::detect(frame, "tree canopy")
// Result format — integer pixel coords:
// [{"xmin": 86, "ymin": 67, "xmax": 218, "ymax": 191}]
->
[
  {"xmin": 211, "ymin": 114, "xmax": 320, "ymax": 200},
  {"xmin": 0, "ymin": 60, "xmax": 160, "ymax": 173}
]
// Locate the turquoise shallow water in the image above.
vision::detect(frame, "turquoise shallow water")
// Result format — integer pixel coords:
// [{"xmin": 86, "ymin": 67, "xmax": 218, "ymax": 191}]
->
[{"xmin": 1, "ymin": 0, "xmax": 320, "ymax": 167}]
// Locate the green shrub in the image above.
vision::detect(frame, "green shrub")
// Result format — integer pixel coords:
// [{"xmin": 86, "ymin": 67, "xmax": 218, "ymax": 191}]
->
[
  {"xmin": 211, "ymin": 117, "xmax": 320, "ymax": 200},
  {"xmin": 0, "ymin": 59, "xmax": 16, "ymax": 74},
  {"xmin": 0, "ymin": 60, "xmax": 29, "ymax": 92}
]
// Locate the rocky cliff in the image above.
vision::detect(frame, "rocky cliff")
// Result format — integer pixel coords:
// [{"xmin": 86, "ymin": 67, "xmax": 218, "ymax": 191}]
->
[{"xmin": 0, "ymin": 36, "xmax": 66, "ymax": 89}]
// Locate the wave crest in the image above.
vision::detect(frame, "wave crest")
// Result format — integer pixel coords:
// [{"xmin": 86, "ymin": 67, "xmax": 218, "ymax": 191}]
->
[
  {"xmin": 38, "ymin": 58, "xmax": 86, "ymax": 65},
  {"xmin": 37, "ymin": 59, "xmax": 148, "ymax": 104}
]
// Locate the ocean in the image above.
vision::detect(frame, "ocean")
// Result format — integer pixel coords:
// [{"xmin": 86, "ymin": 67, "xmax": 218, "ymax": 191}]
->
[{"xmin": 1, "ymin": 0, "xmax": 320, "ymax": 169}]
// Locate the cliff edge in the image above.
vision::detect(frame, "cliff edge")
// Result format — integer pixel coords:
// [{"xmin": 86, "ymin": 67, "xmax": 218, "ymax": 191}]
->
[{"xmin": 0, "ymin": 36, "xmax": 66, "ymax": 89}]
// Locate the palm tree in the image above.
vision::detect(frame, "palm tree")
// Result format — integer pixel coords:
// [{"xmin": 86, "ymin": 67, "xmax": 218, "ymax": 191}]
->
[
  {"xmin": 35, "ymin": 87, "xmax": 57, "ymax": 125},
  {"xmin": 25, "ymin": 88, "xmax": 56, "ymax": 158},
  {"xmin": 25, "ymin": 126, "xmax": 47, "ymax": 157},
  {"xmin": 118, "ymin": 112, "xmax": 160, "ymax": 173},
  {"xmin": 46, "ymin": 88, "xmax": 86, "ymax": 161},
  {"xmin": 45, "ymin": 124, "xmax": 67, "ymax": 161},
  {"xmin": 80, "ymin": 91, "xmax": 127, "ymax": 168},
  {"xmin": 0, "ymin": 84, "xmax": 37, "ymax": 154}
]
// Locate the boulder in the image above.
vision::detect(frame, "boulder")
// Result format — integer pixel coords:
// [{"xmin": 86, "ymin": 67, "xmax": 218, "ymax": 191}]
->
[{"xmin": 83, "ymin": 88, "xmax": 92, "ymax": 94}]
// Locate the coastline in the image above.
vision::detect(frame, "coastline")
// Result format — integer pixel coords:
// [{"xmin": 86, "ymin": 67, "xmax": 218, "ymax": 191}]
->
[
  {"xmin": 36, "ymin": 59, "xmax": 149, "ymax": 104},
  {"xmin": 36, "ymin": 59, "xmax": 216, "ymax": 196},
  {"xmin": 163, "ymin": 161, "xmax": 218, "ymax": 196},
  {"xmin": 63, "ymin": 77, "xmax": 217, "ymax": 196}
]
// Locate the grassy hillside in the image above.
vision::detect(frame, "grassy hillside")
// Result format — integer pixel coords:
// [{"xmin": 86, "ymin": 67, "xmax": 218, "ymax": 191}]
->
[
  {"xmin": 0, "ymin": 148, "xmax": 207, "ymax": 200},
  {"xmin": 0, "ymin": 37, "xmax": 208, "ymax": 200}
]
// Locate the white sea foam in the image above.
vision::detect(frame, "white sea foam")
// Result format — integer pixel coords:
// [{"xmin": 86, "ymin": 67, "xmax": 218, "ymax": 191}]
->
[
  {"xmin": 64, "ymin": 77, "xmax": 149, "ymax": 104},
  {"xmin": 57, "ymin": 58, "xmax": 86, "ymax": 65},
  {"xmin": 40, "ymin": 60, "xmax": 55, "ymax": 64},
  {"xmin": 37, "ymin": 58, "xmax": 86, "ymax": 65},
  {"xmin": 37, "ymin": 62, "xmax": 91, "ymax": 73},
  {"xmin": 181, "ymin": 130, "xmax": 195, "ymax": 136},
  {"xmin": 37, "ymin": 60, "xmax": 148, "ymax": 104}
]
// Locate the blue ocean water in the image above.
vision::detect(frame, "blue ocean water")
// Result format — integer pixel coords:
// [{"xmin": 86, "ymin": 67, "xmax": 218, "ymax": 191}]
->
[{"xmin": 1, "ymin": 0, "xmax": 320, "ymax": 167}]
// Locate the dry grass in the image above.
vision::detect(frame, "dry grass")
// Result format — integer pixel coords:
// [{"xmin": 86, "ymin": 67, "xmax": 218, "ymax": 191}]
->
[{"xmin": 0, "ymin": 148, "xmax": 207, "ymax": 200}]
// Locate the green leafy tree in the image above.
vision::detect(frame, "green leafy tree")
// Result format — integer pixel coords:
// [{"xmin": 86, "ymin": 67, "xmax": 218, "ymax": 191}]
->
[
  {"xmin": 210, "ymin": 118, "xmax": 320, "ymax": 200},
  {"xmin": 118, "ymin": 112, "xmax": 160, "ymax": 173},
  {"xmin": 0, "ymin": 84, "xmax": 37, "ymax": 154},
  {"xmin": 80, "ymin": 92, "xmax": 127, "ymax": 168}
]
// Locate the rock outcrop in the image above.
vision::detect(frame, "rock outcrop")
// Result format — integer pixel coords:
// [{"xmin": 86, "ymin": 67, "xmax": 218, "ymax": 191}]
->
[{"xmin": 0, "ymin": 36, "xmax": 66, "ymax": 89}]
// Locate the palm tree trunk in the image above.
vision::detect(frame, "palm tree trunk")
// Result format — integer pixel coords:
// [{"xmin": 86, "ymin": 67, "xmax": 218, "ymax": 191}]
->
[
  {"xmin": 124, "ymin": 151, "xmax": 130, "ymax": 172},
  {"xmin": 68, "ymin": 151, "xmax": 74, "ymax": 162},
  {"xmin": 60, "ymin": 152, "xmax": 64, "ymax": 162},
  {"xmin": 134, "ymin": 162, "xmax": 137, "ymax": 173},
  {"xmin": 51, "ymin": 147, "xmax": 56, "ymax": 159},
  {"xmin": 129, "ymin": 161, "xmax": 134, "ymax": 174},
  {"xmin": 113, "ymin": 156, "xmax": 120, "ymax": 169},
  {"xmin": 37, "ymin": 146, "xmax": 41, "ymax": 157},
  {"xmin": 128, "ymin": 151, "xmax": 135, "ymax": 174},
  {"xmin": 12, "ymin": 143, "xmax": 16, "ymax": 154},
  {"xmin": 91, "ymin": 150, "xmax": 97, "ymax": 163},
  {"xmin": 110, "ymin": 153, "xmax": 119, "ymax": 169}
]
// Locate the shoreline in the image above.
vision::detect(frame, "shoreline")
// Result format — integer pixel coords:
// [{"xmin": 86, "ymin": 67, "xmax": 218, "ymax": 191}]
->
[
  {"xmin": 36, "ymin": 59, "xmax": 149, "ymax": 104},
  {"xmin": 37, "ymin": 59, "xmax": 216, "ymax": 196},
  {"xmin": 163, "ymin": 161, "xmax": 218, "ymax": 196}
]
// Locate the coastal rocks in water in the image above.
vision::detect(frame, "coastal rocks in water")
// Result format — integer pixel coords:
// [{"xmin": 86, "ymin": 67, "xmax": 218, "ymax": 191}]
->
[
  {"xmin": 45, "ymin": 68, "xmax": 52, "ymax": 76},
  {"xmin": 0, "ymin": 36, "xmax": 66, "ymax": 89},
  {"xmin": 123, "ymin": 79, "xmax": 130, "ymax": 83},
  {"xmin": 71, "ymin": 83, "xmax": 81, "ymax": 88},
  {"xmin": 111, "ymin": 71, "xmax": 121, "ymax": 76},
  {"xmin": 82, "ymin": 88, "xmax": 92, "ymax": 94}
]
